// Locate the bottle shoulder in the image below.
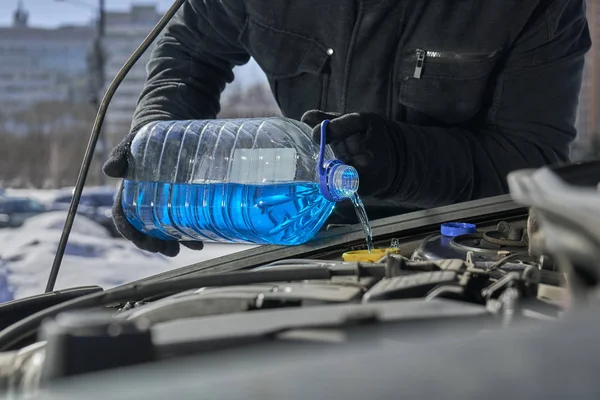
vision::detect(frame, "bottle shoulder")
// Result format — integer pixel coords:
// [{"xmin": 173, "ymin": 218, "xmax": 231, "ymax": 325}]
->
[
  {"xmin": 128, "ymin": 117, "xmax": 334, "ymax": 185},
  {"xmin": 132, "ymin": 117, "xmax": 313, "ymax": 145}
]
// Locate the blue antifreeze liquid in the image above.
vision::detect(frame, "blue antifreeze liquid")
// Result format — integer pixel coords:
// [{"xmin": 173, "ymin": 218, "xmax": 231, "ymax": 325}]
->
[{"xmin": 122, "ymin": 180, "xmax": 336, "ymax": 246}]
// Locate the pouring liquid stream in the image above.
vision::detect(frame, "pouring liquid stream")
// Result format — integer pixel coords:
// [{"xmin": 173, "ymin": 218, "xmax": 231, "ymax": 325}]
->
[{"xmin": 350, "ymin": 193, "xmax": 374, "ymax": 252}]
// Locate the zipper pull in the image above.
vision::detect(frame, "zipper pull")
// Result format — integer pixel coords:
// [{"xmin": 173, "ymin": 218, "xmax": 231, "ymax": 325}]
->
[{"xmin": 413, "ymin": 49, "xmax": 426, "ymax": 79}]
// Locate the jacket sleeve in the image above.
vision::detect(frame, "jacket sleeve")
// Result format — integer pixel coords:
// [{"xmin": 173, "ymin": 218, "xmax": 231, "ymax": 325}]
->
[
  {"xmin": 129, "ymin": 0, "xmax": 250, "ymax": 133},
  {"xmin": 385, "ymin": 0, "xmax": 592, "ymax": 209}
]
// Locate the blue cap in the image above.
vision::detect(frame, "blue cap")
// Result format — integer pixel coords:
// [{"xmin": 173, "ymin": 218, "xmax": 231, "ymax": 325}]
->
[{"xmin": 441, "ymin": 222, "xmax": 476, "ymax": 237}]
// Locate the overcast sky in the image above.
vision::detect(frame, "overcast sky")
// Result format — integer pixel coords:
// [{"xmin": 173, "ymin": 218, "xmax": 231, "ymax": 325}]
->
[{"xmin": 1, "ymin": 1, "xmax": 174, "ymax": 28}]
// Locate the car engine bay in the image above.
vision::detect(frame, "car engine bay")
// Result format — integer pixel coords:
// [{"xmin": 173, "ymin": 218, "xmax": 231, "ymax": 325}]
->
[
  {"xmin": 0, "ymin": 165, "xmax": 587, "ymax": 396},
  {"xmin": 0, "ymin": 164, "xmax": 593, "ymax": 399}
]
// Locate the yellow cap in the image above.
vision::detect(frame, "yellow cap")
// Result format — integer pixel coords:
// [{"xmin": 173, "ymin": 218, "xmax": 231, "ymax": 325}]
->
[{"xmin": 342, "ymin": 248, "xmax": 400, "ymax": 263}]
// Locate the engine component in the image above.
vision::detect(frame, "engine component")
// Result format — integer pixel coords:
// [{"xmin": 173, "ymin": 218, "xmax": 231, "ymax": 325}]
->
[
  {"xmin": 412, "ymin": 221, "xmax": 529, "ymax": 262},
  {"xmin": 0, "ymin": 342, "xmax": 45, "ymax": 395},
  {"xmin": 483, "ymin": 221, "xmax": 528, "ymax": 247},
  {"xmin": 121, "ymin": 282, "xmax": 366, "ymax": 325},
  {"xmin": 363, "ymin": 271, "xmax": 458, "ymax": 302},
  {"xmin": 40, "ymin": 311, "xmax": 154, "ymax": 382},
  {"xmin": 508, "ymin": 166, "xmax": 600, "ymax": 300}
]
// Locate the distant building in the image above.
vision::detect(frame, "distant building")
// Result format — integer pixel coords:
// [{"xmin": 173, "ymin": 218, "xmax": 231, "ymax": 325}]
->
[
  {"xmin": 0, "ymin": 2, "xmax": 273, "ymax": 138},
  {"xmin": 102, "ymin": 5, "xmax": 163, "ymax": 144},
  {"xmin": 101, "ymin": 5, "xmax": 275, "ymax": 144},
  {"xmin": 0, "ymin": 2, "xmax": 93, "ymax": 115}
]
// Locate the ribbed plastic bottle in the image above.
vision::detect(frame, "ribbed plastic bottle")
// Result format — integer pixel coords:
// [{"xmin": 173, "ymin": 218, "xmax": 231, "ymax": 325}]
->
[{"xmin": 122, "ymin": 117, "xmax": 359, "ymax": 246}]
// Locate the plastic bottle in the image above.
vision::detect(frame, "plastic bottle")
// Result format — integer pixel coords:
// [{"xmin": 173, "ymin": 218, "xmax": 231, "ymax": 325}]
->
[{"xmin": 122, "ymin": 117, "xmax": 359, "ymax": 246}]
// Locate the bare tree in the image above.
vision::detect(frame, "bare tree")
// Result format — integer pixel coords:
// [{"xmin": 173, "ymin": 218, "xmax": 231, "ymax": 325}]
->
[
  {"xmin": 0, "ymin": 101, "xmax": 97, "ymax": 189},
  {"xmin": 1, "ymin": 82, "xmax": 285, "ymax": 189}
]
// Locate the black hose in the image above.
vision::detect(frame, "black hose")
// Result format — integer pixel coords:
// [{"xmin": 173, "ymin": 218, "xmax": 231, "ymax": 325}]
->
[
  {"xmin": 45, "ymin": 0, "xmax": 187, "ymax": 293},
  {"xmin": 487, "ymin": 252, "xmax": 537, "ymax": 272}
]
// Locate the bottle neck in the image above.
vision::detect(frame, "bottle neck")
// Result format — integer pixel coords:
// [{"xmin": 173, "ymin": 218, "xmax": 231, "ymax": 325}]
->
[
  {"xmin": 317, "ymin": 120, "xmax": 359, "ymax": 202},
  {"xmin": 319, "ymin": 160, "xmax": 359, "ymax": 202}
]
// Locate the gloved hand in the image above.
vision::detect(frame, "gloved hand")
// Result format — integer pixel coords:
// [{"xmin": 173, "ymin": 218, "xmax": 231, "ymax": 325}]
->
[
  {"xmin": 301, "ymin": 110, "xmax": 401, "ymax": 198},
  {"xmin": 103, "ymin": 132, "xmax": 205, "ymax": 257}
]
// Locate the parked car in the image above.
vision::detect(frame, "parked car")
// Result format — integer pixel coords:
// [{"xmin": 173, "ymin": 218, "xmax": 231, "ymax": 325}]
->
[
  {"xmin": 0, "ymin": 196, "xmax": 47, "ymax": 228},
  {"xmin": 48, "ymin": 186, "xmax": 119, "ymax": 237}
]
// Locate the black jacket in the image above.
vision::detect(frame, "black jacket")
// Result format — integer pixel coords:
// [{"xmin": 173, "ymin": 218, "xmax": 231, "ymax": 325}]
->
[{"xmin": 130, "ymin": 0, "xmax": 591, "ymax": 220}]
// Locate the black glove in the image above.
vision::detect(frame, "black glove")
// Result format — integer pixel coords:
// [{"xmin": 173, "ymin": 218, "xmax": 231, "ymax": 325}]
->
[
  {"xmin": 301, "ymin": 110, "xmax": 402, "ymax": 198},
  {"xmin": 103, "ymin": 132, "xmax": 205, "ymax": 257}
]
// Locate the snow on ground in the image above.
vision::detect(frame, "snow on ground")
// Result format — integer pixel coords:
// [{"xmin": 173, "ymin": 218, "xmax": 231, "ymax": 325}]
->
[{"xmin": 0, "ymin": 210, "xmax": 256, "ymax": 300}]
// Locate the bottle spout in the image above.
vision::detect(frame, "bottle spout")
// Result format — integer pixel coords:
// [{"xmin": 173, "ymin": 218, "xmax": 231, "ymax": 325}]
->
[
  {"xmin": 330, "ymin": 162, "xmax": 359, "ymax": 201},
  {"xmin": 319, "ymin": 159, "xmax": 359, "ymax": 202},
  {"xmin": 317, "ymin": 120, "xmax": 359, "ymax": 202}
]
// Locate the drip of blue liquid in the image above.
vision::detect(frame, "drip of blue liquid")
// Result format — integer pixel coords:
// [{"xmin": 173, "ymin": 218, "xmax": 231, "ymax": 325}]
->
[{"xmin": 122, "ymin": 181, "xmax": 336, "ymax": 246}]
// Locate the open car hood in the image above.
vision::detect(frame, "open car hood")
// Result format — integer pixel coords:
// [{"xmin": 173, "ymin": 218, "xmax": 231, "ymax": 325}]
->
[{"xmin": 0, "ymin": 161, "xmax": 596, "ymax": 399}]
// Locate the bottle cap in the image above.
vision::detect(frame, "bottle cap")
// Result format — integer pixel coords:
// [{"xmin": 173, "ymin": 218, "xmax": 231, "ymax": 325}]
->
[
  {"xmin": 318, "ymin": 120, "xmax": 358, "ymax": 202},
  {"xmin": 440, "ymin": 222, "xmax": 476, "ymax": 237},
  {"xmin": 342, "ymin": 248, "xmax": 400, "ymax": 263}
]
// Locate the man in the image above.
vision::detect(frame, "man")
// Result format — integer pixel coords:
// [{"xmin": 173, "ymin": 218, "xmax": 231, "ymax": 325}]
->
[{"xmin": 104, "ymin": 0, "xmax": 591, "ymax": 256}]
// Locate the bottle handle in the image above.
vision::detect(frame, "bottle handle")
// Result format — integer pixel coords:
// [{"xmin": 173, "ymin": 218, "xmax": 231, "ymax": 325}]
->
[
  {"xmin": 318, "ymin": 120, "xmax": 345, "ymax": 202},
  {"xmin": 317, "ymin": 120, "xmax": 330, "ymax": 178}
]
